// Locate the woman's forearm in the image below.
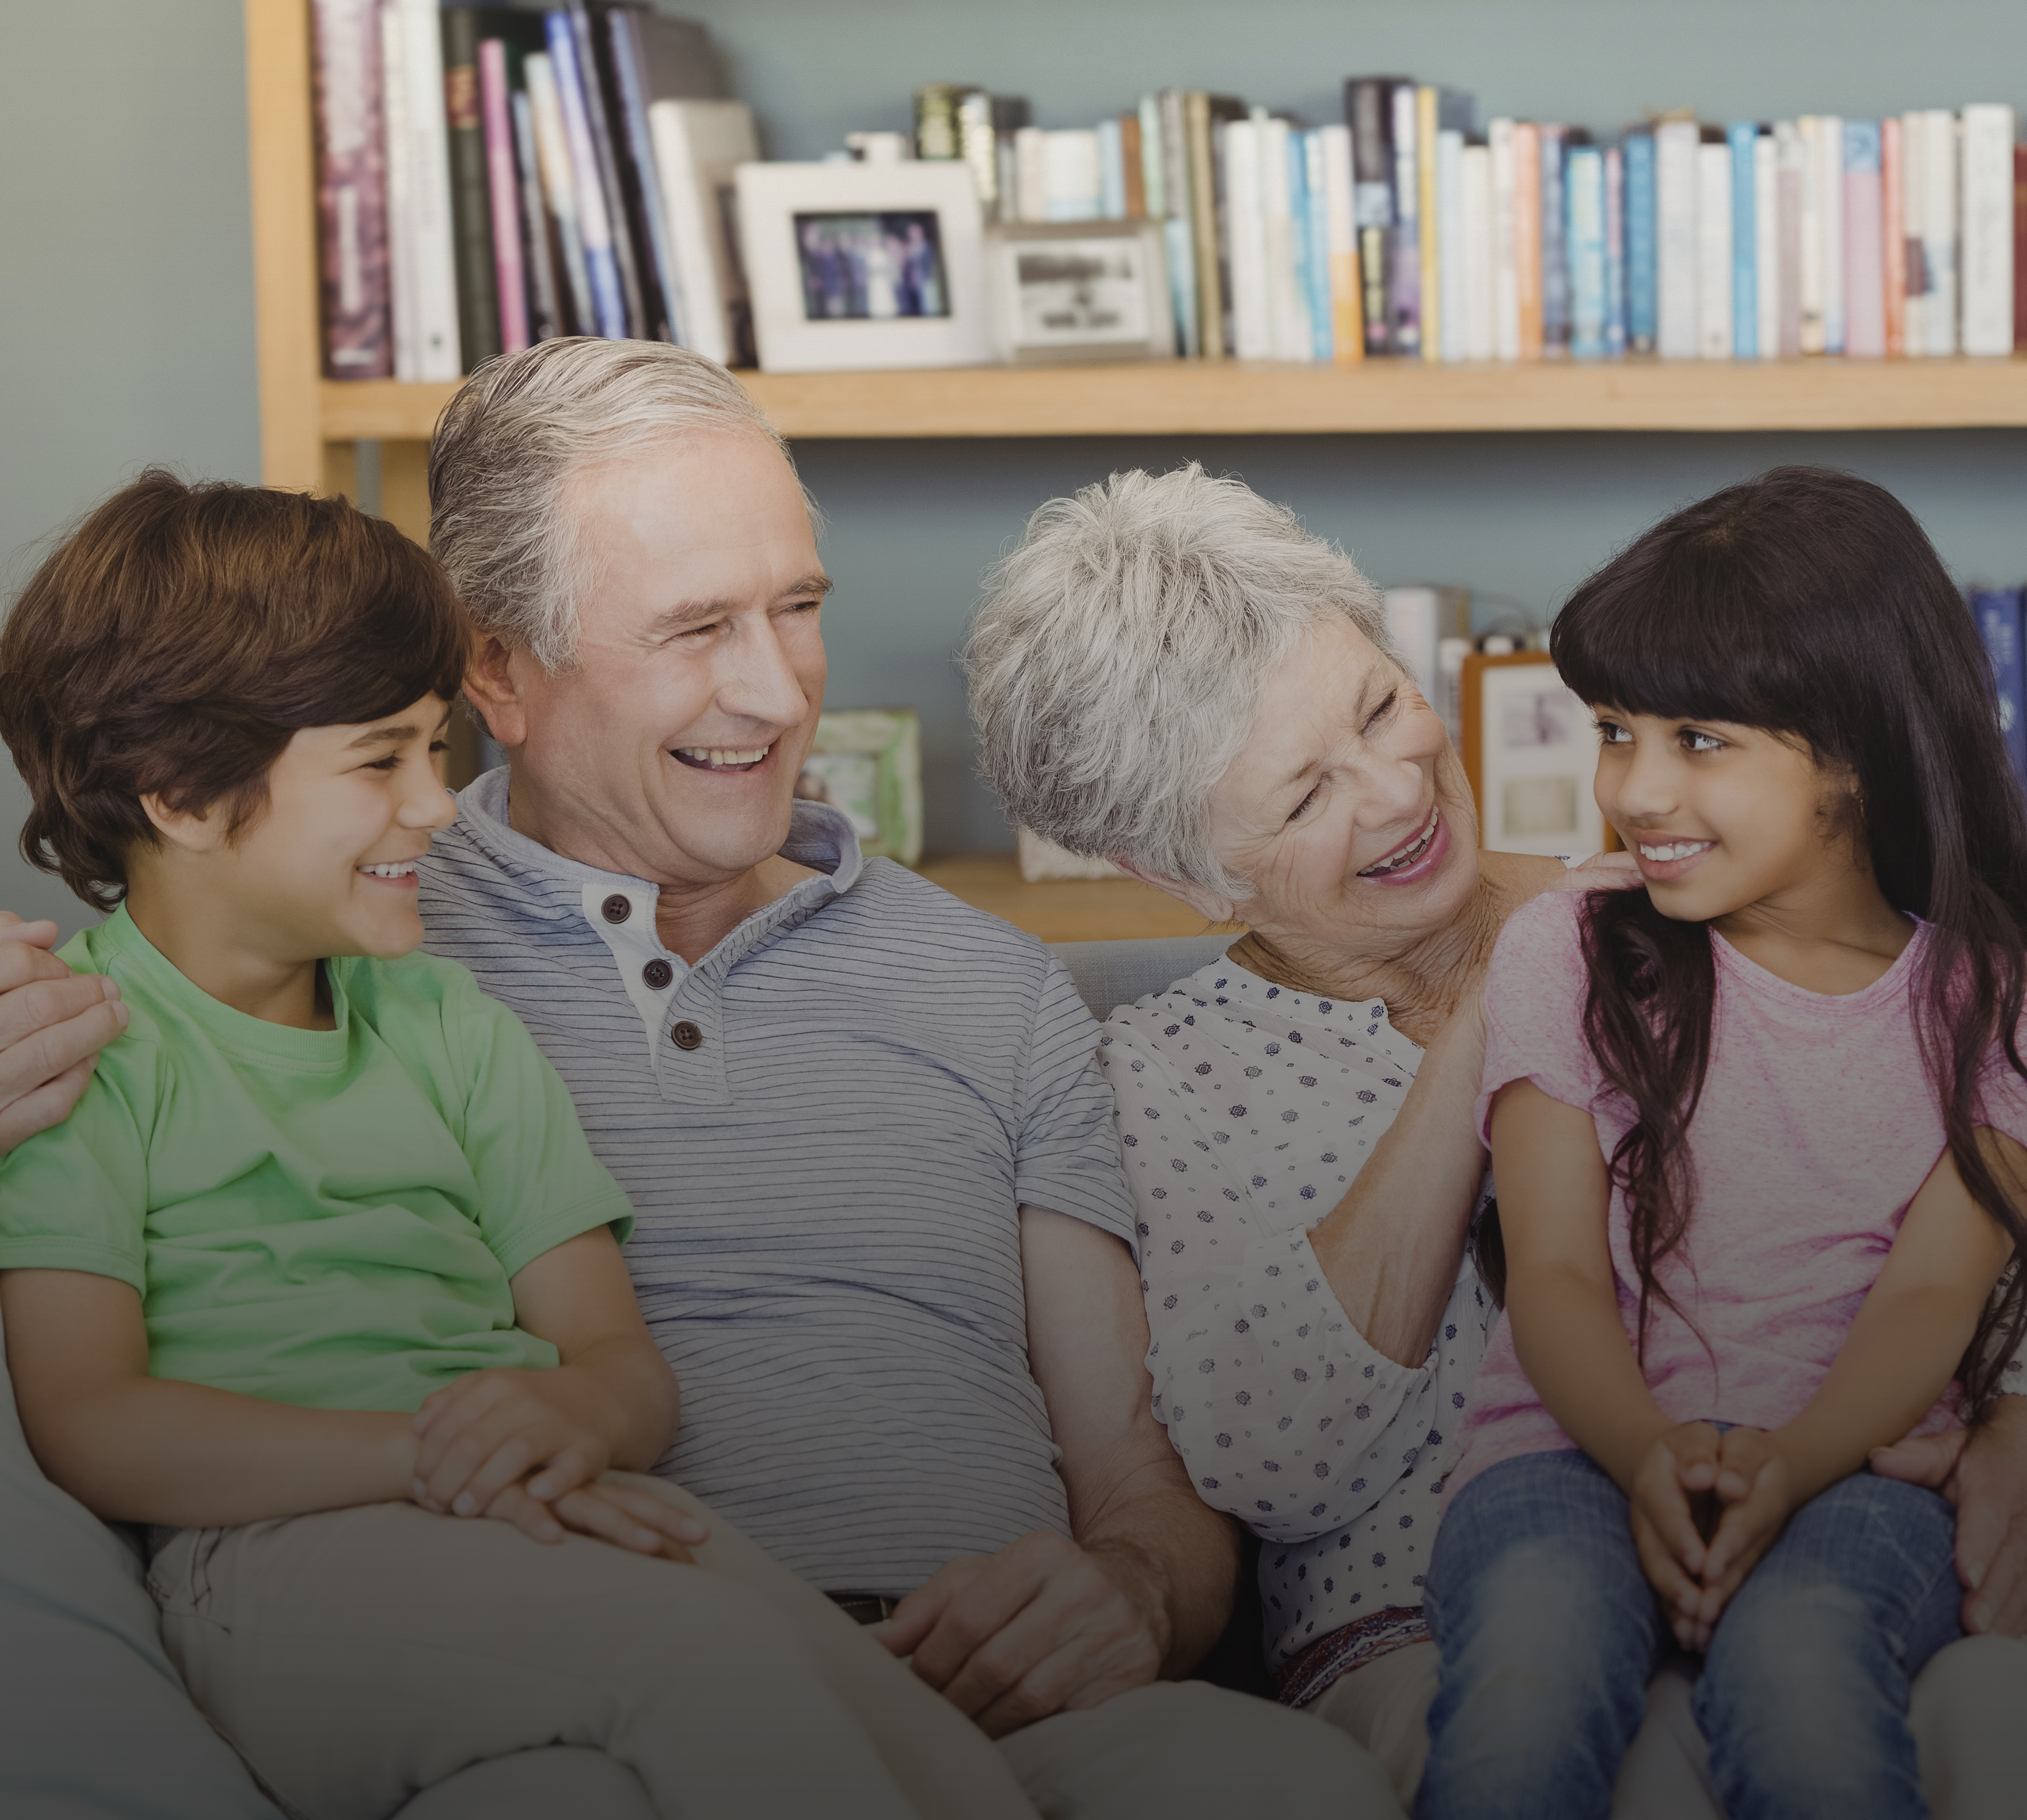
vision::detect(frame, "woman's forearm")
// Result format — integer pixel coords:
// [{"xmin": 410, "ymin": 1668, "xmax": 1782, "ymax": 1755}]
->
[{"xmin": 1309, "ymin": 998, "xmax": 1491, "ymax": 1364}]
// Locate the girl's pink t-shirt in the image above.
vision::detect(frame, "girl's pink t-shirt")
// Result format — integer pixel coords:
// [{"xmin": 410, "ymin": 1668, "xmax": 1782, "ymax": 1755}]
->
[{"xmin": 1450, "ymin": 889, "xmax": 2027, "ymax": 1507}]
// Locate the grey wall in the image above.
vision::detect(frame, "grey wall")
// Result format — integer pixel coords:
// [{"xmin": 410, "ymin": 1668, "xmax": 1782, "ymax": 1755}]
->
[{"xmin": 3, "ymin": 2, "xmax": 2025, "ymax": 929}]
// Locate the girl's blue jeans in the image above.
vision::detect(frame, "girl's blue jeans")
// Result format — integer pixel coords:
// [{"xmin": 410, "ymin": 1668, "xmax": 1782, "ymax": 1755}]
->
[{"xmin": 1415, "ymin": 1446, "xmax": 1963, "ymax": 1820}]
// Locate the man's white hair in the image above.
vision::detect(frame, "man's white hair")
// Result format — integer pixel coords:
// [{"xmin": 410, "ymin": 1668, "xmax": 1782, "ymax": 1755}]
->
[
  {"xmin": 964, "ymin": 464, "xmax": 1397, "ymax": 901},
  {"xmin": 429, "ymin": 337, "xmax": 796, "ymax": 672}
]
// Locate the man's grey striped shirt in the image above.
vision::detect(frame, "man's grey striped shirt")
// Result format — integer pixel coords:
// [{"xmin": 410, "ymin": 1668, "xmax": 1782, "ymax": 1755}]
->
[{"xmin": 418, "ymin": 770, "xmax": 1135, "ymax": 1592}]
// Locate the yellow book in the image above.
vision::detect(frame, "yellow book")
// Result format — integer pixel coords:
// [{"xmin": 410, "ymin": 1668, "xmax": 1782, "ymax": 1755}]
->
[{"xmin": 1418, "ymin": 85, "xmax": 1441, "ymax": 362}]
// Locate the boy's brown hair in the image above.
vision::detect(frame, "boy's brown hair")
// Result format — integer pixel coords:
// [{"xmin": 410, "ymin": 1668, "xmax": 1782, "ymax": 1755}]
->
[{"xmin": 0, "ymin": 471, "xmax": 469, "ymax": 911}]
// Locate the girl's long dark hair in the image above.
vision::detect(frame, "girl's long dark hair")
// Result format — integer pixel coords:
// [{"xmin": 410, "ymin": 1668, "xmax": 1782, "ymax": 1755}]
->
[{"xmin": 1551, "ymin": 467, "xmax": 2027, "ymax": 1414}]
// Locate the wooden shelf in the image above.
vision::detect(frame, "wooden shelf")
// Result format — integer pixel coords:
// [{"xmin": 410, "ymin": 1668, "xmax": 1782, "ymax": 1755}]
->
[
  {"xmin": 312, "ymin": 355, "xmax": 2027, "ymax": 453},
  {"xmin": 917, "ymin": 852, "xmax": 1244, "ymax": 945}
]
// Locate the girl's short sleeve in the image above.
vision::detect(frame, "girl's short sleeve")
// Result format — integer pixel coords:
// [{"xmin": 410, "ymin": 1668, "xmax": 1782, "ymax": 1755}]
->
[{"xmin": 1475, "ymin": 890, "xmax": 1610, "ymax": 1146}]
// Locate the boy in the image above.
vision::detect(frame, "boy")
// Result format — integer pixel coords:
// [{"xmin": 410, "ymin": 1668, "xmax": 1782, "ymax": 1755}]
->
[{"xmin": 0, "ymin": 474, "xmax": 1014, "ymax": 1820}]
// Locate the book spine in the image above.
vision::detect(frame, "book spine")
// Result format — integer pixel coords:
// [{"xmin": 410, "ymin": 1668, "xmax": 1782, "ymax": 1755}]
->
[
  {"xmin": 1160, "ymin": 90, "xmax": 1199, "ymax": 356},
  {"xmin": 1390, "ymin": 83, "xmax": 1421, "ymax": 354},
  {"xmin": 379, "ymin": 1, "xmax": 418, "ymax": 380},
  {"xmin": 441, "ymin": 10, "xmax": 501, "ymax": 372},
  {"xmin": 312, "ymin": 0, "xmax": 391, "ymax": 379},
  {"xmin": 1922, "ymin": 110, "xmax": 1958, "ymax": 356},
  {"xmin": 1842, "ymin": 122, "xmax": 1885, "ymax": 359},
  {"xmin": 1224, "ymin": 118, "xmax": 1272, "ymax": 359},
  {"xmin": 478, "ymin": 40, "xmax": 528, "ymax": 354},
  {"xmin": 1512, "ymin": 122, "xmax": 1541, "ymax": 359},
  {"xmin": 1283, "ymin": 122, "xmax": 1313, "ymax": 358},
  {"xmin": 1695, "ymin": 136, "xmax": 1732, "ymax": 357},
  {"xmin": 1902, "ymin": 111, "xmax": 1927, "ymax": 355},
  {"xmin": 607, "ymin": 8, "xmax": 684, "ymax": 344},
  {"xmin": 1880, "ymin": 117, "xmax": 1905, "ymax": 357},
  {"xmin": 1798, "ymin": 117, "xmax": 1825, "ymax": 353},
  {"xmin": 1818, "ymin": 114, "xmax": 1846, "ymax": 353},
  {"xmin": 1418, "ymin": 86, "xmax": 1440, "ymax": 360},
  {"xmin": 568, "ymin": 4, "xmax": 646, "ymax": 339},
  {"xmin": 1261, "ymin": 116, "xmax": 1304, "ymax": 360},
  {"xmin": 1013, "ymin": 128, "xmax": 1046, "ymax": 223},
  {"xmin": 525, "ymin": 52, "xmax": 596, "ymax": 337},
  {"xmin": 1489, "ymin": 117, "xmax": 1520, "ymax": 360},
  {"xmin": 1436, "ymin": 127, "xmax": 1467, "ymax": 362},
  {"xmin": 1961, "ymin": 105, "xmax": 2017, "ymax": 358},
  {"xmin": 1538, "ymin": 124, "xmax": 1569, "ymax": 356},
  {"xmin": 1462, "ymin": 140, "xmax": 1494, "ymax": 360},
  {"xmin": 1346, "ymin": 79, "xmax": 1396, "ymax": 356},
  {"xmin": 510, "ymin": 89, "xmax": 564, "ymax": 343},
  {"xmin": 398, "ymin": 0, "xmax": 462, "ymax": 380},
  {"xmin": 1306, "ymin": 131, "xmax": 1336, "ymax": 360},
  {"xmin": 1321, "ymin": 123, "xmax": 1364, "ymax": 364},
  {"xmin": 1974, "ymin": 588, "xmax": 2027, "ymax": 788},
  {"xmin": 543, "ymin": 12, "xmax": 625, "ymax": 339},
  {"xmin": 1042, "ymin": 129, "xmax": 1102, "ymax": 220},
  {"xmin": 1603, "ymin": 143, "xmax": 1626, "ymax": 357},
  {"xmin": 1776, "ymin": 121, "xmax": 1804, "ymax": 357},
  {"xmin": 2016, "ymin": 146, "xmax": 2027, "ymax": 353},
  {"xmin": 1567, "ymin": 143, "xmax": 1606, "ymax": 359},
  {"xmin": 1750, "ymin": 129, "xmax": 1779, "ymax": 360},
  {"xmin": 1187, "ymin": 94, "xmax": 1226, "ymax": 358},
  {"xmin": 1138, "ymin": 95, "xmax": 1165, "ymax": 221},
  {"xmin": 646, "ymin": 101, "xmax": 726, "ymax": 365},
  {"xmin": 1097, "ymin": 118, "xmax": 1126, "ymax": 220},
  {"xmin": 1624, "ymin": 129, "xmax": 1657, "ymax": 354},
  {"xmin": 1727, "ymin": 122, "xmax": 1758, "ymax": 360},
  {"xmin": 1655, "ymin": 120, "xmax": 1698, "ymax": 359},
  {"xmin": 1121, "ymin": 113, "xmax": 1145, "ymax": 219}
]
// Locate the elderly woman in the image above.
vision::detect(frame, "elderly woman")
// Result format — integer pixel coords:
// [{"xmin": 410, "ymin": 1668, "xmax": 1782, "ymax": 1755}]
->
[{"xmin": 964, "ymin": 464, "xmax": 2027, "ymax": 1817}]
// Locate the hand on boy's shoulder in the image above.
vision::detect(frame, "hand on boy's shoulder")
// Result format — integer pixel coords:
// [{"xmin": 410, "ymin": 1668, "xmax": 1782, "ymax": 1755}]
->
[{"xmin": 0, "ymin": 913, "xmax": 128, "ymax": 1156}]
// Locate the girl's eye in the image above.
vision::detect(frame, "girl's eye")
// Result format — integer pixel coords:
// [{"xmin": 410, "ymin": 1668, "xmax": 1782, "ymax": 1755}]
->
[
  {"xmin": 1596, "ymin": 720, "xmax": 1630, "ymax": 745},
  {"xmin": 367, "ymin": 755, "xmax": 401, "ymax": 772},
  {"xmin": 429, "ymin": 740, "xmax": 450, "ymax": 755},
  {"xmin": 1682, "ymin": 729, "xmax": 1724, "ymax": 752}
]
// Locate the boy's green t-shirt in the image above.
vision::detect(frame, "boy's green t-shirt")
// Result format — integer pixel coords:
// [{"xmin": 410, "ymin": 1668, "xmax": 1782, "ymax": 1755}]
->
[{"xmin": 0, "ymin": 909, "xmax": 634, "ymax": 1413}]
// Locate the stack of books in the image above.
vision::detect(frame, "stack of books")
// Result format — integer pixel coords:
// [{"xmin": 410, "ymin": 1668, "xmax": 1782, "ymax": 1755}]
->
[
  {"xmin": 313, "ymin": 0, "xmax": 754, "ymax": 381},
  {"xmin": 939, "ymin": 82, "xmax": 2025, "ymax": 365}
]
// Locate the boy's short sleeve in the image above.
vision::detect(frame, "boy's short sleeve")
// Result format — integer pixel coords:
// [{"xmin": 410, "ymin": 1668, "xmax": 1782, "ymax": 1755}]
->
[
  {"xmin": 1475, "ymin": 890, "xmax": 1610, "ymax": 1147},
  {"xmin": 439, "ymin": 971, "xmax": 635, "ymax": 1279},
  {"xmin": 0, "ymin": 1050, "xmax": 153, "ymax": 1292}
]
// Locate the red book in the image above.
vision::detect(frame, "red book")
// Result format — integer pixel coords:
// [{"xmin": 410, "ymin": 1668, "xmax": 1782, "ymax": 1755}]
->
[
  {"xmin": 1512, "ymin": 122, "xmax": 1543, "ymax": 360},
  {"xmin": 478, "ymin": 40, "xmax": 528, "ymax": 354},
  {"xmin": 1881, "ymin": 117, "xmax": 1905, "ymax": 357},
  {"xmin": 311, "ymin": 0, "xmax": 391, "ymax": 378}
]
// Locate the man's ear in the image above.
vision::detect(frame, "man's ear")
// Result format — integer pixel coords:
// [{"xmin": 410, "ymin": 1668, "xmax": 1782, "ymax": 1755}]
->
[
  {"xmin": 1111, "ymin": 855, "xmax": 1239, "ymax": 925},
  {"xmin": 463, "ymin": 636, "xmax": 532, "ymax": 749},
  {"xmin": 138, "ymin": 793, "xmax": 225, "ymax": 858}
]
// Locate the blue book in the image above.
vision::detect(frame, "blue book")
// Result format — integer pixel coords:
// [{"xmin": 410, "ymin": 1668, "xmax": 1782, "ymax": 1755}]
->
[
  {"xmin": 1286, "ymin": 129, "xmax": 1314, "ymax": 358},
  {"xmin": 1303, "ymin": 133, "xmax": 1336, "ymax": 361},
  {"xmin": 1728, "ymin": 122, "xmax": 1759, "ymax": 360},
  {"xmin": 1973, "ymin": 588, "xmax": 2027, "ymax": 788},
  {"xmin": 1567, "ymin": 144, "xmax": 1607, "ymax": 359},
  {"xmin": 1625, "ymin": 130, "xmax": 1657, "ymax": 354},
  {"xmin": 1539, "ymin": 125, "xmax": 1569, "ymax": 354},
  {"xmin": 1604, "ymin": 145, "xmax": 1628, "ymax": 356},
  {"xmin": 543, "ymin": 10, "xmax": 627, "ymax": 340}
]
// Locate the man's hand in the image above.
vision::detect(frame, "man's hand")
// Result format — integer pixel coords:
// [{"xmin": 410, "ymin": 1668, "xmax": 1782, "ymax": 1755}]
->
[
  {"xmin": 1873, "ymin": 1395, "xmax": 2027, "ymax": 1635},
  {"xmin": 474, "ymin": 1474, "xmax": 705, "ymax": 1562},
  {"xmin": 410, "ymin": 1364, "xmax": 620, "ymax": 1516},
  {"xmin": 1627, "ymin": 1422, "xmax": 1722, "ymax": 1649},
  {"xmin": 873, "ymin": 1530, "xmax": 1165, "ymax": 1739},
  {"xmin": 0, "ymin": 914, "xmax": 126, "ymax": 1155}
]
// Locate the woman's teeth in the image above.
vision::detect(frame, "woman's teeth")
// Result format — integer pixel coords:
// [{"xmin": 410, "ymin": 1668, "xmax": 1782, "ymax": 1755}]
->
[
  {"xmin": 675, "ymin": 746, "xmax": 770, "ymax": 770},
  {"xmin": 1360, "ymin": 809, "xmax": 1440, "ymax": 877},
  {"xmin": 359, "ymin": 862, "xmax": 417, "ymax": 878},
  {"xmin": 1638, "ymin": 840, "xmax": 1714, "ymax": 863}
]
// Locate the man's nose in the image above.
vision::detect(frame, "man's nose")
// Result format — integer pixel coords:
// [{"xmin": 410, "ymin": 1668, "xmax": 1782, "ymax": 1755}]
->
[{"xmin": 718, "ymin": 615, "xmax": 811, "ymax": 730}]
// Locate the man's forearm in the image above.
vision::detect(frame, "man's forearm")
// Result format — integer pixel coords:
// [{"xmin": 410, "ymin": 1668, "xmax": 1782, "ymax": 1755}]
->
[{"xmin": 1082, "ymin": 1472, "xmax": 1241, "ymax": 1677}]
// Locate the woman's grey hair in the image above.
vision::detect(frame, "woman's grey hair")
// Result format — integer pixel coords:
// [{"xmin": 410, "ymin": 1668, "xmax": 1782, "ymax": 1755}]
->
[
  {"xmin": 429, "ymin": 337, "xmax": 795, "ymax": 672},
  {"xmin": 964, "ymin": 464, "xmax": 1396, "ymax": 901}
]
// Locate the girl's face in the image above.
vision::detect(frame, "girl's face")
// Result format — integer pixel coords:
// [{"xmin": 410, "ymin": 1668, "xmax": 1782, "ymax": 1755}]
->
[{"xmin": 1591, "ymin": 706, "xmax": 1864, "ymax": 927}]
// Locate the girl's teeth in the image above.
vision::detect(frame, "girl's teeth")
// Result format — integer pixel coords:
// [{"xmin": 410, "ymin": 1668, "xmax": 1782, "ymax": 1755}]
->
[
  {"xmin": 360, "ymin": 863, "xmax": 416, "ymax": 877},
  {"xmin": 1639, "ymin": 841, "xmax": 1711, "ymax": 863}
]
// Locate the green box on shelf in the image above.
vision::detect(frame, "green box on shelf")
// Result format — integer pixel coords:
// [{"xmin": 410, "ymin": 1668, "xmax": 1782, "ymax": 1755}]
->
[{"xmin": 794, "ymin": 708, "xmax": 924, "ymax": 867}]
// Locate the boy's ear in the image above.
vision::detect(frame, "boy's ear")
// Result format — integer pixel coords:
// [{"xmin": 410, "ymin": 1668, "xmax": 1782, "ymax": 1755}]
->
[
  {"xmin": 138, "ymin": 793, "xmax": 225, "ymax": 857},
  {"xmin": 1112, "ymin": 855, "xmax": 1239, "ymax": 925},
  {"xmin": 462, "ymin": 636, "xmax": 530, "ymax": 750}
]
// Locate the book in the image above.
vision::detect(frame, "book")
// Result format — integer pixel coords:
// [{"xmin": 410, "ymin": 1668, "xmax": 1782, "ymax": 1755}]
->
[
  {"xmin": 1209, "ymin": 115, "xmax": 1235, "ymax": 356},
  {"xmin": 1390, "ymin": 82, "xmax": 1421, "ymax": 354},
  {"xmin": 1489, "ymin": 117, "xmax": 1520, "ymax": 361},
  {"xmin": 1436, "ymin": 126, "xmax": 1467, "ymax": 362},
  {"xmin": 510, "ymin": 89, "xmax": 564, "ymax": 342},
  {"xmin": 1345, "ymin": 78, "xmax": 1397, "ymax": 357},
  {"xmin": 311, "ymin": 0, "xmax": 391, "ymax": 378},
  {"xmin": 2017, "ymin": 145, "xmax": 2027, "ymax": 353},
  {"xmin": 1538, "ymin": 124, "xmax": 1569, "ymax": 357},
  {"xmin": 477, "ymin": 39, "xmax": 528, "ymax": 354},
  {"xmin": 1902, "ymin": 110, "xmax": 1927, "ymax": 355},
  {"xmin": 1879, "ymin": 118, "xmax": 1904, "ymax": 357},
  {"xmin": 1160, "ymin": 89, "xmax": 1199, "ymax": 357},
  {"xmin": 1624, "ymin": 128, "xmax": 1657, "ymax": 354},
  {"xmin": 543, "ymin": 12, "xmax": 626, "ymax": 338},
  {"xmin": 1818, "ymin": 113, "xmax": 1846, "ymax": 354},
  {"xmin": 1137, "ymin": 94, "xmax": 1165, "ymax": 221},
  {"xmin": 566, "ymin": 5, "xmax": 646, "ymax": 339},
  {"xmin": 1695, "ymin": 131, "xmax": 1733, "ymax": 358},
  {"xmin": 1223, "ymin": 117, "xmax": 1272, "ymax": 359},
  {"xmin": 441, "ymin": 10, "xmax": 501, "ymax": 372},
  {"xmin": 1655, "ymin": 120, "xmax": 1699, "ymax": 360},
  {"xmin": 1798, "ymin": 116, "xmax": 1825, "ymax": 354},
  {"xmin": 1320, "ymin": 123, "xmax": 1363, "ymax": 364},
  {"xmin": 1097, "ymin": 117, "xmax": 1126, "ymax": 220},
  {"xmin": 1042, "ymin": 129, "xmax": 1103, "ymax": 220},
  {"xmin": 615, "ymin": 8, "xmax": 725, "ymax": 103},
  {"xmin": 1567, "ymin": 140, "xmax": 1606, "ymax": 359},
  {"xmin": 1190, "ymin": 95, "xmax": 1247, "ymax": 360},
  {"xmin": 1973, "ymin": 588, "xmax": 2027, "ymax": 788},
  {"xmin": 1753, "ymin": 128, "xmax": 1779, "ymax": 361},
  {"xmin": 526, "ymin": 52, "xmax": 596, "ymax": 336},
  {"xmin": 1921, "ymin": 109, "xmax": 1958, "ymax": 356},
  {"xmin": 647, "ymin": 99, "xmax": 758, "ymax": 367},
  {"xmin": 1418, "ymin": 86, "xmax": 1440, "ymax": 361},
  {"xmin": 380, "ymin": 0, "xmax": 419, "ymax": 378},
  {"xmin": 1260, "ymin": 115, "xmax": 1306, "ymax": 360},
  {"xmin": 1512, "ymin": 121, "xmax": 1542, "ymax": 359},
  {"xmin": 1603, "ymin": 143, "xmax": 1626, "ymax": 357},
  {"xmin": 1305, "ymin": 130, "xmax": 1335, "ymax": 361},
  {"xmin": 603, "ymin": 4, "xmax": 686, "ymax": 344},
  {"xmin": 1461, "ymin": 139, "xmax": 1494, "ymax": 361},
  {"xmin": 393, "ymin": 0, "xmax": 462, "ymax": 380},
  {"xmin": 1961, "ymin": 105, "xmax": 2017, "ymax": 358},
  {"xmin": 1727, "ymin": 122, "xmax": 1758, "ymax": 360},
  {"xmin": 1776, "ymin": 121, "xmax": 1804, "ymax": 357},
  {"xmin": 1121, "ymin": 112, "xmax": 1145, "ymax": 219},
  {"xmin": 1842, "ymin": 122, "xmax": 1885, "ymax": 359}
]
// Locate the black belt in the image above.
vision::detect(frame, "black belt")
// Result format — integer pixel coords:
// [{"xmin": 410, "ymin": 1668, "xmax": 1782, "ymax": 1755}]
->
[{"xmin": 828, "ymin": 1591, "xmax": 900, "ymax": 1626}]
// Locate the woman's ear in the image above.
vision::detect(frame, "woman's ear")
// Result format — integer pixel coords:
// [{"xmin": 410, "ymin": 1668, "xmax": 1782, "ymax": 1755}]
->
[
  {"xmin": 462, "ymin": 636, "xmax": 531, "ymax": 750},
  {"xmin": 138, "ymin": 794, "xmax": 224, "ymax": 857},
  {"xmin": 1112, "ymin": 855, "xmax": 1239, "ymax": 925}
]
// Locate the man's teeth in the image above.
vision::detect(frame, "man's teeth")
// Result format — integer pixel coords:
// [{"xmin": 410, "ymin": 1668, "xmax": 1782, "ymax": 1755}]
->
[
  {"xmin": 1638, "ymin": 841, "xmax": 1713, "ymax": 863},
  {"xmin": 675, "ymin": 746, "xmax": 770, "ymax": 767},
  {"xmin": 359, "ymin": 862, "xmax": 417, "ymax": 878},
  {"xmin": 1361, "ymin": 809, "xmax": 1439, "ymax": 876}
]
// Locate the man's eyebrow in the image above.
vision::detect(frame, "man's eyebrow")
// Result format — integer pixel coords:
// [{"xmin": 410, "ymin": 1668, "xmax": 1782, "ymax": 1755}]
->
[{"xmin": 643, "ymin": 573, "xmax": 834, "ymax": 635}]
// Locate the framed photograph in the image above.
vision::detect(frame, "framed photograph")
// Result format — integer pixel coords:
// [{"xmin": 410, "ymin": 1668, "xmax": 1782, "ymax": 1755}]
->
[
  {"xmin": 793, "ymin": 709, "xmax": 924, "ymax": 867},
  {"xmin": 734, "ymin": 162, "xmax": 989, "ymax": 372},
  {"xmin": 1461, "ymin": 652, "xmax": 1615, "ymax": 859},
  {"xmin": 985, "ymin": 220, "xmax": 1175, "ymax": 365}
]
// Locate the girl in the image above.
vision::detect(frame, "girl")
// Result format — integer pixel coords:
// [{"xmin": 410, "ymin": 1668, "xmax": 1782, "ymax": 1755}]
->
[{"xmin": 1418, "ymin": 467, "xmax": 2027, "ymax": 1820}]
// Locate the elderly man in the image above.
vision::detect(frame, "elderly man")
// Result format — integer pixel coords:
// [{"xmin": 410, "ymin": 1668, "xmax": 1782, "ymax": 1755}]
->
[{"xmin": 399, "ymin": 335, "xmax": 1382, "ymax": 1813}]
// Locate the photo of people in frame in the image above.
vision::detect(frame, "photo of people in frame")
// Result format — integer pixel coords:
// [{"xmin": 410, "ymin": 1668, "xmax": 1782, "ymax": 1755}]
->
[{"xmin": 793, "ymin": 210, "xmax": 949, "ymax": 321}]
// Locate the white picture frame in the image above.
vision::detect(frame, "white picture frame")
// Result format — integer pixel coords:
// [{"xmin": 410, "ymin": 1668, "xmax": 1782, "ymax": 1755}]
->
[
  {"xmin": 1461, "ymin": 652, "xmax": 1612, "ymax": 860},
  {"xmin": 734, "ymin": 161, "xmax": 990, "ymax": 372},
  {"xmin": 985, "ymin": 220, "xmax": 1175, "ymax": 365}
]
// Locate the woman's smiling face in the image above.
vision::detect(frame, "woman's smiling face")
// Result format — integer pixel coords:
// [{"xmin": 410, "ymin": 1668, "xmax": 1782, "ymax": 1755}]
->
[{"xmin": 1201, "ymin": 616, "xmax": 1482, "ymax": 946}]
